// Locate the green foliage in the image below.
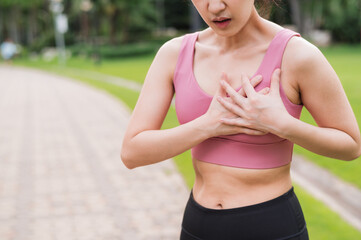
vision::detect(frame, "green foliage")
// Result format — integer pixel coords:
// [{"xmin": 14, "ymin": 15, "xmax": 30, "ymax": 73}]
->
[
  {"xmin": 270, "ymin": 0, "xmax": 361, "ymax": 43},
  {"xmin": 323, "ymin": 0, "xmax": 361, "ymax": 43},
  {"xmin": 164, "ymin": 0, "xmax": 191, "ymax": 30},
  {"xmin": 0, "ymin": 0, "xmax": 44, "ymax": 8},
  {"xmin": 69, "ymin": 42, "xmax": 160, "ymax": 59},
  {"xmin": 125, "ymin": 0, "xmax": 158, "ymax": 42}
]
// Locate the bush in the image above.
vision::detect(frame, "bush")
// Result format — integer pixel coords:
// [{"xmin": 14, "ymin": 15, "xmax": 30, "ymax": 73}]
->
[
  {"xmin": 323, "ymin": 0, "xmax": 361, "ymax": 43},
  {"xmin": 69, "ymin": 42, "xmax": 160, "ymax": 59},
  {"xmin": 28, "ymin": 30, "xmax": 77, "ymax": 53}
]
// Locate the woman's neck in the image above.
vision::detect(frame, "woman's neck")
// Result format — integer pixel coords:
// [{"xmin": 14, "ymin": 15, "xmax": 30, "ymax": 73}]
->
[{"xmin": 208, "ymin": 9, "xmax": 275, "ymax": 53}]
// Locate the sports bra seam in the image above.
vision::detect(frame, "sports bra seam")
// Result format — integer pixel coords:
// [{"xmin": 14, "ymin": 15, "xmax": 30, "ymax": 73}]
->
[
  {"xmin": 181, "ymin": 227, "xmax": 203, "ymax": 240},
  {"xmin": 210, "ymin": 136, "xmax": 289, "ymax": 146},
  {"xmin": 274, "ymin": 224, "xmax": 307, "ymax": 240}
]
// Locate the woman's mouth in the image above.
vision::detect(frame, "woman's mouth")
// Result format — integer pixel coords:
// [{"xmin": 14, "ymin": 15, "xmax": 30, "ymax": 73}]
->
[{"xmin": 213, "ymin": 18, "xmax": 231, "ymax": 29}]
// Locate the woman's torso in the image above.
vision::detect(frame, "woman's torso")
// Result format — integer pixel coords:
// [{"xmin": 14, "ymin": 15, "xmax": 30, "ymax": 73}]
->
[{"xmin": 173, "ymin": 24, "xmax": 302, "ymax": 209}]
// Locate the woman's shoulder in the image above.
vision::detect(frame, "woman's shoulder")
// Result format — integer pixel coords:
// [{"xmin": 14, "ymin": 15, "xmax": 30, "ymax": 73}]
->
[
  {"xmin": 159, "ymin": 30, "xmax": 203, "ymax": 52},
  {"xmin": 153, "ymin": 34, "xmax": 192, "ymax": 66},
  {"xmin": 150, "ymin": 33, "xmax": 197, "ymax": 80},
  {"xmin": 282, "ymin": 29, "xmax": 336, "ymax": 92},
  {"xmin": 284, "ymin": 32, "xmax": 326, "ymax": 73},
  {"xmin": 159, "ymin": 35, "xmax": 184, "ymax": 52}
]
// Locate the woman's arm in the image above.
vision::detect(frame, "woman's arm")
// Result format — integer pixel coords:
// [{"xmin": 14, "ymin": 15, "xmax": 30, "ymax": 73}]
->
[
  {"xmin": 217, "ymin": 38, "xmax": 361, "ymax": 160},
  {"xmin": 121, "ymin": 38, "xmax": 206, "ymax": 169},
  {"xmin": 280, "ymin": 38, "xmax": 361, "ymax": 160},
  {"xmin": 121, "ymin": 38, "xmax": 265, "ymax": 169}
]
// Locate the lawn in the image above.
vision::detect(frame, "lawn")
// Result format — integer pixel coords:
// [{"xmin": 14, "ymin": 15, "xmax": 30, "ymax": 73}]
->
[{"xmin": 10, "ymin": 44, "xmax": 361, "ymax": 238}]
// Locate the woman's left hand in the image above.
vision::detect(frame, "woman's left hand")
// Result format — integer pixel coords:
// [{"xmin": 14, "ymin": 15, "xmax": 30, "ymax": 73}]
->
[{"xmin": 217, "ymin": 69, "xmax": 291, "ymax": 135}]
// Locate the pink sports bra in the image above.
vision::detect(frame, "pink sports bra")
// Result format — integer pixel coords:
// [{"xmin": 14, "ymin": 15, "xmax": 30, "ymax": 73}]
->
[{"xmin": 173, "ymin": 28, "xmax": 303, "ymax": 169}]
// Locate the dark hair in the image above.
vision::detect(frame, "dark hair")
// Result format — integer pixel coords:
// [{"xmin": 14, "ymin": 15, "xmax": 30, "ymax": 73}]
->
[{"xmin": 255, "ymin": 0, "xmax": 280, "ymax": 18}]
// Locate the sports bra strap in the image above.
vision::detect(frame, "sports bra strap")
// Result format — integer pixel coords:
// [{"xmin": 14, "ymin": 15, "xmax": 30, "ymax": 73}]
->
[
  {"xmin": 264, "ymin": 29, "xmax": 301, "ymax": 72},
  {"xmin": 173, "ymin": 33, "xmax": 199, "ymax": 85}
]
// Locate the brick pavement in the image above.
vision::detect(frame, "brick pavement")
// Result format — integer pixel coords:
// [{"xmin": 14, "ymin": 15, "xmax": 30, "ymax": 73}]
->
[{"xmin": 0, "ymin": 65, "xmax": 189, "ymax": 240}]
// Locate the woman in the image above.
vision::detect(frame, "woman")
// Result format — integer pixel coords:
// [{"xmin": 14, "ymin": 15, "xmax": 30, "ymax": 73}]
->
[{"xmin": 121, "ymin": 0, "xmax": 361, "ymax": 239}]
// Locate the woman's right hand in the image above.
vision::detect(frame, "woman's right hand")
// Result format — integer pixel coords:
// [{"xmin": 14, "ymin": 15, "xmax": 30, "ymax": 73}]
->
[{"xmin": 202, "ymin": 73, "xmax": 269, "ymax": 137}]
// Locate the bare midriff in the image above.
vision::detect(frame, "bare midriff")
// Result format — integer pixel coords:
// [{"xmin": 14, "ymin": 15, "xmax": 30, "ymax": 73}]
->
[{"xmin": 191, "ymin": 158, "xmax": 293, "ymax": 209}]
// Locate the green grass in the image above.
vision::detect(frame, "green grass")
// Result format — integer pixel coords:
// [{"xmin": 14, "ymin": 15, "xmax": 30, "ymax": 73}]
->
[
  {"xmin": 14, "ymin": 55, "xmax": 154, "ymax": 84},
  {"xmin": 10, "ymin": 44, "xmax": 361, "ymax": 238},
  {"xmin": 294, "ymin": 184, "xmax": 361, "ymax": 239}
]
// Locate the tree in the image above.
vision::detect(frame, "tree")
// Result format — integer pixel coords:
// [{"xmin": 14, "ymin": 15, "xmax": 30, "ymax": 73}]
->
[
  {"xmin": 0, "ymin": 0, "xmax": 46, "ymax": 44},
  {"xmin": 283, "ymin": 0, "xmax": 360, "ymax": 43},
  {"xmin": 323, "ymin": 0, "xmax": 361, "ymax": 43}
]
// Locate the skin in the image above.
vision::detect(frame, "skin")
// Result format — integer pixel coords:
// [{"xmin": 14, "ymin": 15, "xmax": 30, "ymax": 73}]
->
[{"xmin": 121, "ymin": 0, "xmax": 361, "ymax": 209}]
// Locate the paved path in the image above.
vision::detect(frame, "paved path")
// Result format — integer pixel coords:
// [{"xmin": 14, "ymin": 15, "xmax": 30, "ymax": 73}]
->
[
  {"xmin": 0, "ymin": 65, "xmax": 189, "ymax": 240},
  {"xmin": 291, "ymin": 155, "xmax": 361, "ymax": 232}
]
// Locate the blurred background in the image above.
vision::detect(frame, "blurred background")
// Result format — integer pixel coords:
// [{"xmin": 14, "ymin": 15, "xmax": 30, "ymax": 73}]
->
[
  {"xmin": 0, "ymin": 0, "xmax": 361, "ymax": 240},
  {"xmin": 0, "ymin": 0, "xmax": 360, "ymax": 63}
]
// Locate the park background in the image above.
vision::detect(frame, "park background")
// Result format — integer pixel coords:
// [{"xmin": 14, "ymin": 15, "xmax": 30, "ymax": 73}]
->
[{"xmin": 0, "ymin": 0, "xmax": 361, "ymax": 239}]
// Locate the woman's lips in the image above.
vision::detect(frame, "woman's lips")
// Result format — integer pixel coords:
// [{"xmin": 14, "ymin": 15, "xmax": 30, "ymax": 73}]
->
[{"xmin": 213, "ymin": 19, "xmax": 231, "ymax": 29}]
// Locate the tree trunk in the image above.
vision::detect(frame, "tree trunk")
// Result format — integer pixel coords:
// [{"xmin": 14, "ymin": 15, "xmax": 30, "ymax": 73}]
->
[
  {"xmin": 288, "ymin": 0, "xmax": 314, "ymax": 36},
  {"xmin": 0, "ymin": 8, "xmax": 3, "ymax": 42},
  {"xmin": 156, "ymin": 0, "xmax": 165, "ymax": 30},
  {"xmin": 289, "ymin": 0, "xmax": 303, "ymax": 33},
  {"xmin": 9, "ymin": 6, "xmax": 20, "ymax": 43},
  {"xmin": 81, "ymin": 12, "xmax": 90, "ymax": 43},
  {"xmin": 27, "ymin": 8, "xmax": 38, "ymax": 45},
  {"xmin": 120, "ymin": 10, "xmax": 130, "ymax": 43},
  {"xmin": 109, "ymin": 8, "xmax": 119, "ymax": 45}
]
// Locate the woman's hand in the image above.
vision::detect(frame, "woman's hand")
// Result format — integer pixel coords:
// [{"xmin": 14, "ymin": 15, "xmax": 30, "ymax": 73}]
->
[
  {"xmin": 203, "ymin": 73, "xmax": 270, "ymax": 137},
  {"xmin": 217, "ymin": 69, "xmax": 291, "ymax": 135}
]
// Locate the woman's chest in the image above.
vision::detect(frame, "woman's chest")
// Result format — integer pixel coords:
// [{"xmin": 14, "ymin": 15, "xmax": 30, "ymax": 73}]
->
[{"xmin": 193, "ymin": 50, "xmax": 266, "ymax": 96}]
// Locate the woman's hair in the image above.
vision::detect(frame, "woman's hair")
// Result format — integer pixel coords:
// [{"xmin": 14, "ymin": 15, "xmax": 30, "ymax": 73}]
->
[{"xmin": 255, "ymin": 0, "xmax": 280, "ymax": 18}]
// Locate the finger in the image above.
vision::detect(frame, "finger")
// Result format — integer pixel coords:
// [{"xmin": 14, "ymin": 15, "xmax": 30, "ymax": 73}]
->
[
  {"xmin": 257, "ymin": 87, "xmax": 270, "ymax": 95},
  {"xmin": 220, "ymin": 79, "xmax": 246, "ymax": 108},
  {"xmin": 216, "ymin": 72, "xmax": 228, "ymax": 97},
  {"xmin": 241, "ymin": 128, "xmax": 268, "ymax": 135},
  {"xmin": 219, "ymin": 118, "xmax": 267, "ymax": 135},
  {"xmin": 270, "ymin": 68, "xmax": 281, "ymax": 96},
  {"xmin": 238, "ymin": 75, "xmax": 263, "ymax": 97},
  {"xmin": 217, "ymin": 95, "xmax": 245, "ymax": 117},
  {"xmin": 241, "ymin": 73, "xmax": 256, "ymax": 97}
]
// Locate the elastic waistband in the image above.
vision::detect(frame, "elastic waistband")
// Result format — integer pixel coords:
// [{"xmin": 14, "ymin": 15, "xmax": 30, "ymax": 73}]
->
[{"xmin": 189, "ymin": 186, "xmax": 295, "ymax": 214}]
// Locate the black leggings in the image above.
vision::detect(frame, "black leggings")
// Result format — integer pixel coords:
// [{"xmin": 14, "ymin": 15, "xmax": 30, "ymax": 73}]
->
[{"xmin": 180, "ymin": 187, "xmax": 309, "ymax": 240}]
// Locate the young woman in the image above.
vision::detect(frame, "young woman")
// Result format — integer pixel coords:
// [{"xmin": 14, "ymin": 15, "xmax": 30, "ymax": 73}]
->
[{"xmin": 121, "ymin": 0, "xmax": 361, "ymax": 239}]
